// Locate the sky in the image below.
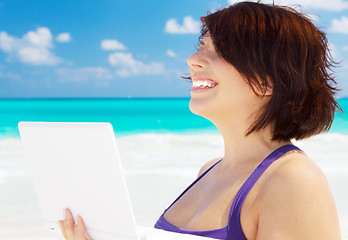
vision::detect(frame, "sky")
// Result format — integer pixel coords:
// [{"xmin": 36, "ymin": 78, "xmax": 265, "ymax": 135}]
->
[{"xmin": 0, "ymin": 0, "xmax": 347, "ymax": 98}]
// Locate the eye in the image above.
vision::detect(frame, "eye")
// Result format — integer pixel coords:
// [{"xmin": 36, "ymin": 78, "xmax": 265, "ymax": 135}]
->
[
  {"xmin": 195, "ymin": 40, "xmax": 205, "ymax": 52},
  {"xmin": 181, "ymin": 73, "xmax": 192, "ymax": 82}
]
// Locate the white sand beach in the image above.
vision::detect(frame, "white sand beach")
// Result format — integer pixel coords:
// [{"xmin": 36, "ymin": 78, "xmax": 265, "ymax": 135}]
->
[{"xmin": 0, "ymin": 133, "xmax": 347, "ymax": 239}]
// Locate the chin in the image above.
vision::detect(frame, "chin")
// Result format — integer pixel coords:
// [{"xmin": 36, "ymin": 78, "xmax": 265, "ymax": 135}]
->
[{"xmin": 189, "ymin": 98, "xmax": 215, "ymax": 119}]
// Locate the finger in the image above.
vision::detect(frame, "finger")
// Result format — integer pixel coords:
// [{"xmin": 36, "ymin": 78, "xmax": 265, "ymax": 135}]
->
[
  {"xmin": 58, "ymin": 220, "xmax": 68, "ymax": 240},
  {"xmin": 64, "ymin": 208, "xmax": 76, "ymax": 240},
  {"xmin": 75, "ymin": 215, "xmax": 87, "ymax": 240}
]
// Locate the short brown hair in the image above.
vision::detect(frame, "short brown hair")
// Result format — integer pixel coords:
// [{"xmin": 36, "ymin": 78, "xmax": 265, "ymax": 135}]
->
[{"xmin": 200, "ymin": 1, "xmax": 342, "ymax": 141}]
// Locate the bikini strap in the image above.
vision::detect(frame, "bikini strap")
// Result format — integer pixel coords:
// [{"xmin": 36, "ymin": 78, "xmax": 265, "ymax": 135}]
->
[
  {"xmin": 164, "ymin": 158, "xmax": 223, "ymax": 213},
  {"xmin": 226, "ymin": 144, "xmax": 301, "ymax": 240}
]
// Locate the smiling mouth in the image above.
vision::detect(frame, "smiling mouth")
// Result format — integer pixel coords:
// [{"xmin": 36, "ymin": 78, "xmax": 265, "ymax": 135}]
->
[
  {"xmin": 192, "ymin": 80, "xmax": 218, "ymax": 89},
  {"xmin": 191, "ymin": 75, "xmax": 218, "ymax": 90}
]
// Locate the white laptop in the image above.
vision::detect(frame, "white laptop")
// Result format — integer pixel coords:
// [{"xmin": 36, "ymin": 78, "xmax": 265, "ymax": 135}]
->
[{"xmin": 18, "ymin": 122, "xmax": 211, "ymax": 240}]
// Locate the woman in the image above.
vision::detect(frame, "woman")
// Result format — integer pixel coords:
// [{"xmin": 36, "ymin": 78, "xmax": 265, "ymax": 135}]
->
[{"xmin": 59, "ymin": 2, "xmax": 342, "ymax": 239}]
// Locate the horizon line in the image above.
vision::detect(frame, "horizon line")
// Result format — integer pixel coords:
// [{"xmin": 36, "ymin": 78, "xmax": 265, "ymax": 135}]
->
[{"xmin": 0, "ymin": 97, "xmax": 192, "ymax": 100}]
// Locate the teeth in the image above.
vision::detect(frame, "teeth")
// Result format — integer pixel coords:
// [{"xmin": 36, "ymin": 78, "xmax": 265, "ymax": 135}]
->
[{"xmin": 193, "ymin": 80, "xmax": 216, "ymax": 88}]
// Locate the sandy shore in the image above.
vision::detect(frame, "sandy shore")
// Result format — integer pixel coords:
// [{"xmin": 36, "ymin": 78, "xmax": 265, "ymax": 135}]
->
[{"xmin": 1, "ymin": 133, "xmax": 347, "ymax": 239}]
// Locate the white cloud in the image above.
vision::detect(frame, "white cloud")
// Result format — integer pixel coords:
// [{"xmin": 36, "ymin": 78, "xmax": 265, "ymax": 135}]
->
[
  {"xmin": 56, "ymin": 33, "xmax": 71, "ymax": 42},
  {"xmin": 101, "ymin": 39, "xmax": 126, "ymax": 50},
  {"xmin": 165, "ymin": 16, "xmax": 200, "ymax": 34},
  {"xmin": 108, "ymin": 52, "xmax": 165, "ymax": 77},
  {"xmin": 24, "ymin": 27, "xmax": 53, "ymax": 48},
  {"xmin": 228, "ymin": 0, "xmax": 348, "ymax": 11},
  {"xmin": 56, "ymin": 67, "xmax": 113, "ymax": 82},
  {"xmin": 343, "ymin": 46, "xmax": 348, "ymax": 51},
  {"xmin": 18, "ymin": 47, "xmax": 59, "ymax": 65},
  {"xmin": 166, "ymin": 49, "xmax": 176, "ymax": 57},
  {"xmin": 329, "ymin": 16, "xmax": 348, "ymax": 34},
  {"xmin": 0, "ymin": 27, "xmax": 61, "ymax": 65},
  {"xmin": 0, "ymin": 32, "xmax": 15, "ymax": 52}
]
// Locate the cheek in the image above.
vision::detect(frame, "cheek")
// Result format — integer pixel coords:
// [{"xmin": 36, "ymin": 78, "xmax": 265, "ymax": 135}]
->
[
  {"xmin": 217, "ymin": 65, "xmax": 250, "ymax": 97},
  {"xmin": 215, "ymin": 74, "xmax": 259, "ymax": 112}
]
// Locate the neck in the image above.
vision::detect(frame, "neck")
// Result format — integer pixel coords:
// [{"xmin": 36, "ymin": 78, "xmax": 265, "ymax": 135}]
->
[{"xmin": 213, "ymin": 118, "xmax": 291, "ymax": 168}]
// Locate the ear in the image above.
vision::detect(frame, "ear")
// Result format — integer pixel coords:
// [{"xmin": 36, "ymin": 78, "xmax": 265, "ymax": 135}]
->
[
  {"xmin": 258, "ymin": 77, "xmax": 273, "ymax": 96},
  {"xmin": 261, "ymin": 81, "xmax": 273, "ymax": 96},
  {"xmin": 254, "ymin": 76, "xmax": 273, "ymax": 96}
]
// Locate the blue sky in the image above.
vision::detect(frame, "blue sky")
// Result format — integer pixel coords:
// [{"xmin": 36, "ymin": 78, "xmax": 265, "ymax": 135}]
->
[{"xmin": 0, "ymin": 0, "xmax": 347, "ymax": 98}]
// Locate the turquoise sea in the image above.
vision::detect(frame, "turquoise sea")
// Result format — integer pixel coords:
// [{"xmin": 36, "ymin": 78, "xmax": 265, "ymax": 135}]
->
[{"xmin": 0, "ymin": 98, "xmax": 347, "ymax": 137}]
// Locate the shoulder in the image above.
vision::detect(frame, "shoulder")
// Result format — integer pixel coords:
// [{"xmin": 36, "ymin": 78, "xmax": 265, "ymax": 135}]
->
[
  {"xmin": 197, "ymin": 157, "xmax": 222, "ymax": 177},
  {"xmin": 260, "ymin": 151, "xmax": 330, "ymax": 199},
  {"xmin": 255, "ymin": 151, "xmax": 341, "ymax": 239}
]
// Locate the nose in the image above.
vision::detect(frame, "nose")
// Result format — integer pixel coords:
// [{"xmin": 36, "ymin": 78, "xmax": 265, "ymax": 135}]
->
[{"xmin": 187, "ymin": 51, "xmax": 207, "ymax": 70}]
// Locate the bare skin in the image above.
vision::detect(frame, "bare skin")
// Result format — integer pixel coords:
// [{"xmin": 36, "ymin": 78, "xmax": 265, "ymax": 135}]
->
[
  {"xmin": 59, "ymin": 35, "xmax": 341, "ymax": 239},
  {"xmin": 59, "ymin": 209, "xmax": 87, "ymax": 240}
]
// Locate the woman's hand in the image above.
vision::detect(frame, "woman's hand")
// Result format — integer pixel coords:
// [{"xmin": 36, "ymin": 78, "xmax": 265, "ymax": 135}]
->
[{"xmin": 58, "ymin": 208, "xmax": 88, "ymax": 240}]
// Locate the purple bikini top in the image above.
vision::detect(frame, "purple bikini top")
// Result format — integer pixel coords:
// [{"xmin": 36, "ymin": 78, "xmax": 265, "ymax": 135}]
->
[{"xmin": 155, "ymin": 144, "xmax": 301, "ymax": 240}]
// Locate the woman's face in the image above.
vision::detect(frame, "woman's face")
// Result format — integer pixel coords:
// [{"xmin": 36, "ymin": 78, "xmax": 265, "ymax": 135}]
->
[{"xmin": 187, "ymin": 35, "xmax": 267, "ymax": 124}]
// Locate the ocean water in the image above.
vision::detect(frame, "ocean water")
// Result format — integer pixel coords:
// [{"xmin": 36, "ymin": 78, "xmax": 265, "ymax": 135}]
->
[
  {"xmin": 0, "ymin": 98, "xmax": 347, "ymax": 239},
  {"xmin": 0, "ymin": 98, "xmax": 217, "ymax": 138},
  {"xmin": 0, "ymin": 98, "xmax": 347, "ymax": 137}
]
